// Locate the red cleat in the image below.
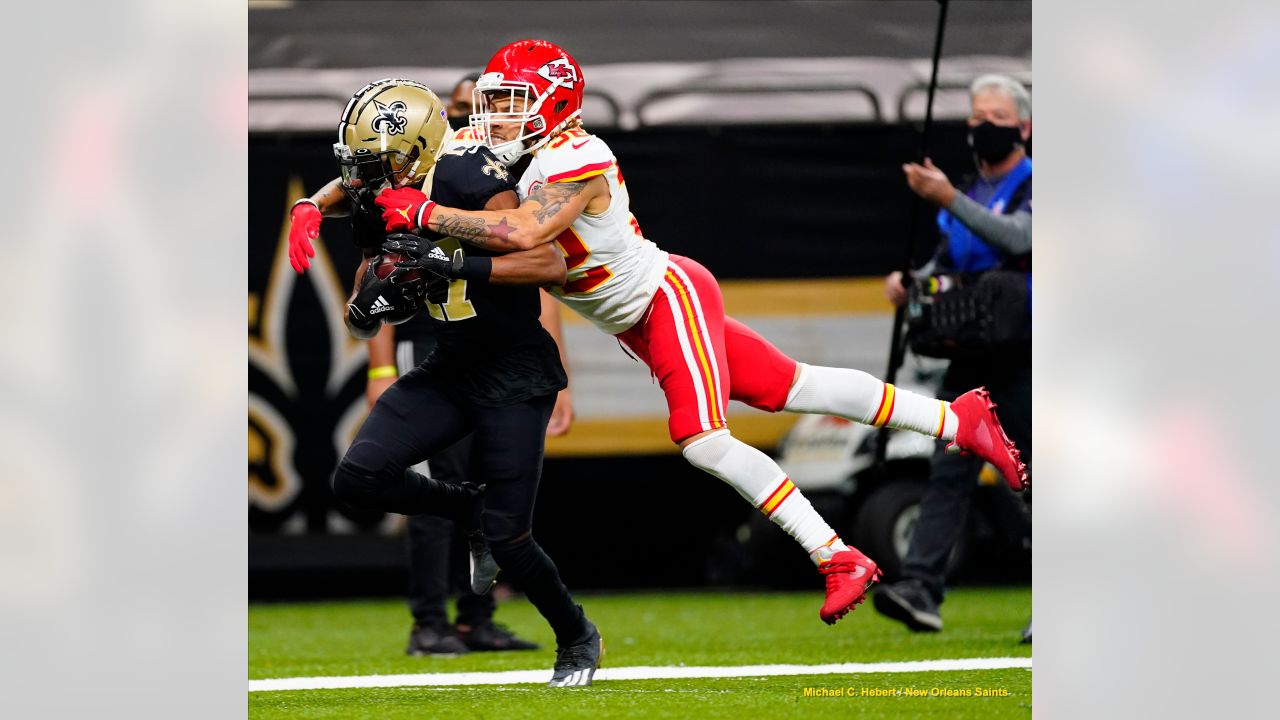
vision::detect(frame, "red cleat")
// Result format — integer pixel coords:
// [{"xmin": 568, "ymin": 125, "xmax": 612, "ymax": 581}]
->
[
  {"xmin": 818, "ymin": 549, "xmax": 883, "ymax": 625},
  {"xmin": 948, "ymin": 387, "xmax": 1029, "ymax": 491}
]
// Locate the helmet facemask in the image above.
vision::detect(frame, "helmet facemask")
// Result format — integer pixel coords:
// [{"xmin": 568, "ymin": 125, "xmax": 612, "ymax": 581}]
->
[
  {"xmin": 470, "ymin": 73, "xmax": 580, "ymax": 166},
  {"xmin": 333, "ymin": 143, "xmax": 421, "ymax": 202}
]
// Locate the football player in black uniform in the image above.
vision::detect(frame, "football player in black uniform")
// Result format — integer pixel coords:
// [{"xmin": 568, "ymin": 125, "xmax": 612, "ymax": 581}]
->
[{"xmin": 288, "ymin": 78, "xmax": 602, "ymax": 687}]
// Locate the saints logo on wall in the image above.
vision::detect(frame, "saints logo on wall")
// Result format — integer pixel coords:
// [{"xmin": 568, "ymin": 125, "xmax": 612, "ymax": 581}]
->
[{"xmin": 248, "ymin": 175, "xmax": 399, "ymax": 535}]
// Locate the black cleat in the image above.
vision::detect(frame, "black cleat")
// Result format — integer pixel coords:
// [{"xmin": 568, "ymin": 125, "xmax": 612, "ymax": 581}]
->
[
  {"xmin": 1021, "ymin": 616, "xmax": 1032, "ymax": 644},
  {"xmin": 405, "ymin": 622, "xmax": 469, "ymax": 656},
  {"xmin": 456, "ymin": 622, "xmax": 540, "ymax": 652},
  {"xmin": 548, "ymin": 621, "xmax": 603, "ymax": 688},
  {"xmin": 468, "ymin": 531, "xmax": 499, "ymax": 594},
  {"xmin": 873, "ymin": 580, "xmax": 943, "ymax": 632}
]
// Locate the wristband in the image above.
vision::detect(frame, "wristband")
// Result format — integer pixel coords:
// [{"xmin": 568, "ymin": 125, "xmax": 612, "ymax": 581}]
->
[
  {"xmin": 292, "ymin": 198, "xmax": 320, "ymax": 212},
  {"xmin": 415, "ymin": 200, "xmax": 438, "ymax": 230},
  {"xmin": 456, "ymin": 255, "xmax": 492, "ymax": 283},
  {"xmin": 367, "ymin": 365, "xmax": 397, "ymax": 380}
]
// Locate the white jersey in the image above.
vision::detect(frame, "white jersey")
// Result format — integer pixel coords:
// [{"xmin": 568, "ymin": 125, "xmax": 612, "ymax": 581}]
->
[{"xmin": 516, "ymin": 128, "xmax": 668, "ymax": 335}]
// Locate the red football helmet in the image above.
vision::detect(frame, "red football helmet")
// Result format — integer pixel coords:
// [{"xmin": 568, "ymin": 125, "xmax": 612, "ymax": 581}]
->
[{"xmin": 470, "ymin": 40, "xmax": 585, "ymax": 165}]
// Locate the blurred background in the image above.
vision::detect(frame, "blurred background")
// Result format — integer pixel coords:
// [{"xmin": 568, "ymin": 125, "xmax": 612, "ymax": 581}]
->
[{"xmin": 248, "ymin": 0, "xmax": 1032, "ymax": 600}]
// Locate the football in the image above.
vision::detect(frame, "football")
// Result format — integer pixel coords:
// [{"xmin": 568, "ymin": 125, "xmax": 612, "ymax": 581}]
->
[{"xmin": 372, "ymin": 252, "xmax": 421, "ymax": 282}]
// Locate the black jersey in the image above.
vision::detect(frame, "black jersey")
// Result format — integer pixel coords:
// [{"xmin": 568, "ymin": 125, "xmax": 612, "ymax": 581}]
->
[{"xmin": 416, "ymin": 146, "xmax": 566, "ymax": 406}]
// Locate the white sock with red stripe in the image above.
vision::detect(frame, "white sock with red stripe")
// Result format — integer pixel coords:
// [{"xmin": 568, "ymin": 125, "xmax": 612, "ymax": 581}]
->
[
  {"xmin": 682, "ymin": 430, "xmax": 848, "ymax": 565},
  {"xmin": 784, "ymin": 364, "xmax": 958, "ymax": 440}
]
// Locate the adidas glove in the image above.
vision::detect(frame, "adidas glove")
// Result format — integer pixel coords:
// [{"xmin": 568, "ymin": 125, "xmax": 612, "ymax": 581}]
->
[
  {"xmin": 345, "ymin": 261, "xmax": 426, "ymax": 339},
  {"xmin": 382, "ymin": 233, "xmax": 492, "ymax": 283}
]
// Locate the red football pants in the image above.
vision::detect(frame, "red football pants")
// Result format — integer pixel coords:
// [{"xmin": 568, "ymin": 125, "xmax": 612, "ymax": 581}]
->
[{"xmin": 616, "ymin": 255, "xmax": 798, "ymax": 443}]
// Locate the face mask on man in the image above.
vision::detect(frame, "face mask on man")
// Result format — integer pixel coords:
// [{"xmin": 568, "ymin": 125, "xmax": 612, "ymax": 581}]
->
[{"xmin": 968, "ymin": 121, "xmax": 1025, "ymax": 165}]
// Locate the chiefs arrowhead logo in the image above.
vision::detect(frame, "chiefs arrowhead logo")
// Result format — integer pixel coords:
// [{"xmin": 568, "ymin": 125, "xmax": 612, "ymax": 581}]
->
[{"xmin": 537, "ymin": 58, "xmax": 579, "ymax": 89}]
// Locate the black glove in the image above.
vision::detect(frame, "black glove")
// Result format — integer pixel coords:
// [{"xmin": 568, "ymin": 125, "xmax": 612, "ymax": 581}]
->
[
  {"xmin": 349, "ymin": 187, "xmax": 388, "ymax": 250},
  {"xmin": 382, "ymin": 233, "xmax": 461, "ymax": 280},
  {"xmin": 425, "ymin": 275, "xmax": 451, "ymax": 306},
  {"xmin": 346, "ymin": 259, "xmax": 426, "ymax": 338}
]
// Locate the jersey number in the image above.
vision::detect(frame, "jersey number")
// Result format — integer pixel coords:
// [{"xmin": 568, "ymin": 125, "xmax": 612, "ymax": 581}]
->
[
  {"xmin": 424, "ymin": 237, "xmax": 477, "ymax": 321},
  {"xmin": 545, "ymin": 127, "xmax": 588, "ymax": 150},
  {"xmin": 553, "ymin": 213, "xmax": 647, "ymax": 295},
  {"xmin": 555, "ymin": 227, "xmax": 614, "ymax": 295}
]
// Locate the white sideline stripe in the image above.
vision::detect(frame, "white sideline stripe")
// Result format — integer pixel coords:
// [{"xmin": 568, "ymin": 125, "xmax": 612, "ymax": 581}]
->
[{"xmin": 249, "ymin": 657, "xmax": 1031, "ymax": 692}]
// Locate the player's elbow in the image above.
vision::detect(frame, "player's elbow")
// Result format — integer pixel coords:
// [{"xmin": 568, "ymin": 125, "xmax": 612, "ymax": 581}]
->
[
  {"xmin": 510, "ymin": 229, "xmax": 550, "ymax": 251},
  {"xmin": 544, "ymin": 260, "xmax": 568, "ymax": 286},
  {"xmin": 528, "ymin": 244, "xmax": 567, "ymax": 285}
]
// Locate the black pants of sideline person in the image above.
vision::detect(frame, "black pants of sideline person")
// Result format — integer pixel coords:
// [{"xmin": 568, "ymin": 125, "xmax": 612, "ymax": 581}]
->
[
  {"xmin": 902, "ymin": 353, "xmax": 1032, "ymax": 603},
  {"xmin": 330, "ymin": 366, "xmax": 588, "ymax": 646}
]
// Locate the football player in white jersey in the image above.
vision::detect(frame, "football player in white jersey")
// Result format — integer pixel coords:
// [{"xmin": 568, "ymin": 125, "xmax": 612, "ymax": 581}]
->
[{"xmin": 375, "ymin": 40, "xmax": 1027, "ymax": 627}]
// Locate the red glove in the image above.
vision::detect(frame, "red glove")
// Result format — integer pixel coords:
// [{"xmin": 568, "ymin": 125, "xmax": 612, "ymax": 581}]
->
[
  {"xmin": 288, "ymin": 200, "xmax": 322, "ymax": 273},
  {"xmin": 375, "ymin": 187, "xmax": 436, "ymax": 233}
]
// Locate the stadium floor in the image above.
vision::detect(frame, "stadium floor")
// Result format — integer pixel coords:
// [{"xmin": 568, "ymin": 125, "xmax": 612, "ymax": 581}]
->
[{"xmin": 250, "ymin": 588, "xmax": 1032, "ymax": 718}]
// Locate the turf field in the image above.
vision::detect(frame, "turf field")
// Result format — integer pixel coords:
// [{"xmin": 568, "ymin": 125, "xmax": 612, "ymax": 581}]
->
[{"xmin": 250, "ymin": 588, "xmax": 1031, "ymax": 718}]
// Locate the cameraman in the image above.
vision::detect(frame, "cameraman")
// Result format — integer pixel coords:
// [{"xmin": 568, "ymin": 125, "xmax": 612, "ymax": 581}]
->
[{"xmin": 874, "ymin": 75, "xmax": 1032, "ymax": 640}]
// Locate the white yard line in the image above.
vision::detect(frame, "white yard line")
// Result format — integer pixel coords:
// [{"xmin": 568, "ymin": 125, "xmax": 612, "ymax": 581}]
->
[{"xmin": 250, "ymin": 656, "xmax": 1032, "ymax": 692}]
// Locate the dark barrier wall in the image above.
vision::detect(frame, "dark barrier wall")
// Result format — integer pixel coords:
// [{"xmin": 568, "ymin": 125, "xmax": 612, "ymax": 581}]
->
[
  {"xmin": 250, "ymin": 1, "xmax": 1031, "ymax": 69},
  {"xmin": 249, "ymin": 122, "xmax": 984, "ymax": 597}
]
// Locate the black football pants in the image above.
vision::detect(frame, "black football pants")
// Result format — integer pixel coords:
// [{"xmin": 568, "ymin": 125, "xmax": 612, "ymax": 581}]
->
[{"xmin": 331, "ymin": 366, "xmax": 588, "ymax": 645}]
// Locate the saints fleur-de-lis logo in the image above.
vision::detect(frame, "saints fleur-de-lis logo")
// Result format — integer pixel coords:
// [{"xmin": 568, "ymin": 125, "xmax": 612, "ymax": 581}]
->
[
  {"xmin": 481, "ymin": 155, "xmax": 510, "ymax": 181},
  {"xmin": 370, "ymin": 99, "xmax": 409, "ymax": 135}
]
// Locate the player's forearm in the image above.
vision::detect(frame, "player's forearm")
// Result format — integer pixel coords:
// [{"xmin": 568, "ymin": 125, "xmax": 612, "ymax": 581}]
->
[
  {"xmin": 423, "ymin": 179, "xmax": 598, "ymax": 252},
  {"xmin": 425, "ymin": 207, "xmax": 548, "ymax": 252},
  {"xmin": 538, "ymin": 290, "xmax": 569, "ymax": 377},
  {"xmin": 367, "ymin": 323, "xmax": 396, "ymax": 371},
  {"xmin": 309, "ymin": 177, "xmax": 352, "ymax": 218},
  {"xmin": 487, "ymin": 247, "xmax": 568, "ymax": 286}
]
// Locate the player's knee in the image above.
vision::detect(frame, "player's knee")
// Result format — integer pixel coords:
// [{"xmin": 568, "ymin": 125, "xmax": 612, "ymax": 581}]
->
[
  {"xmin": 330, "ymin": 464, "xmax": 368, "ymax": 508},
  {"xmin": 484, "ymin": 513, "xmax": 535, "ymax": 571},
  {"xmin": 330, "ymin": 462, "xmax": 376, "ymax": 509},
  {"xmin": 331, "ymin": 442, "xmax": 389, "ymax": 509},
  {"xmin": 680, "ymin": 429, "xmax": 736, "ymax": 473},
  {"xmin": 480, "ymin": 508, "xmax": 529, "ymax": 549},
  {"xmin": 681, "ymin": 429, "xmax": 783, "ymax": 505},
  {"xmin": 669, "ymin": 411, "xmax": 716, "ymax": 448}
]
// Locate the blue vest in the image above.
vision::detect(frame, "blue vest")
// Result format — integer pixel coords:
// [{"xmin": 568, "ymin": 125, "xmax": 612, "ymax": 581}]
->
[{"xmin": 937, "ymin": 157, "xmax": 1032, "ymax": 273}]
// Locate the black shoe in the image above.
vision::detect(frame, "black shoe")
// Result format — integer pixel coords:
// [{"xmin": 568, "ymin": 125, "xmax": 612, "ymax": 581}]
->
[
  {"xmin": 456, "ymin": 622, "xmax": 540, "ymax": 652},
  {"xmin": 873, "ymin": 581, "xmax": 943, "ymax": 632},
  {"xmin": 405, "ymin": 622, "xmax": 469, "ymax": 656},
  {"xmin": 468, "ymin": 531, "xmax": 499, "ymax": 594},
  {"xmin": 548, "ymin": 620, "xmax": 603, "ymax": 688},
  {"xmin": 1021, "ymin": 616, "xmax": 1032, "ymax": 644}
]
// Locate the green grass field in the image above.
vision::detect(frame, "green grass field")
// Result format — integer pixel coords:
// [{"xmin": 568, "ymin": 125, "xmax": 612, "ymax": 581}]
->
[{"xmin": 250, "ymin": 588, "xmax": 1031, "ymax": 719}]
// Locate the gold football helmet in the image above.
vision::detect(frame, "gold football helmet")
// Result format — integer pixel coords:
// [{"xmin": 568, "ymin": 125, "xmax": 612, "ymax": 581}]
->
[{"xmin": 334, "ymin": 78, "xmax": 450, "ymax": 191}]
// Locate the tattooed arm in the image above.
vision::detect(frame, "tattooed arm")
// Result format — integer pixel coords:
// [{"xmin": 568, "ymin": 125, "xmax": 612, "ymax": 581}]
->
[
  {"xmin": 395, "ymin": 175, "xmax": 610, "ymax": 252},
  {"xmin": 308, "ymin": 177, "xmax": 354, "ymax": 217},
  {"xmin": 481, "ymin": 188, "xmax": 567, "ymax": 286}
]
